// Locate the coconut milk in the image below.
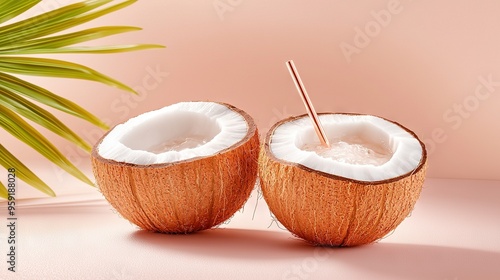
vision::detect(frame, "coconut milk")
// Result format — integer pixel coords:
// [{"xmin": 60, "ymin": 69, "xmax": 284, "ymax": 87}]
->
[
  {"xmin": 301, "ymin": 140, "xmax": 392, "ymax": 166},
  {"xmin": 149, "ymin": 136, "xmax": 209, "ymax": 154}
]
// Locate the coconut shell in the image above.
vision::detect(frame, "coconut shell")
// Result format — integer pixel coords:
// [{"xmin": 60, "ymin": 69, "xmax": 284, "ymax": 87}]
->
[
  {"xmin": 259, "ymin": 113, "xmax": 427, "ymax": 247},
  {"xmin": 91, "ymin": 103, "xmax": 259, "ymax": 233}
]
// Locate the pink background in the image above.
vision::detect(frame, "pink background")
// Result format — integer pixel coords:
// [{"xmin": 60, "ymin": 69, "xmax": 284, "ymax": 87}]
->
[
  {"xmin": 2, "ymin": 0, "xmax": 500, "ymax": 186},
  {"xmin": 3, "ymin": 177, "xmax": 500, "ymax": 279},
  {"xmin": 0, "ymin": 2, "xmax": 499, "ymax": 279}
]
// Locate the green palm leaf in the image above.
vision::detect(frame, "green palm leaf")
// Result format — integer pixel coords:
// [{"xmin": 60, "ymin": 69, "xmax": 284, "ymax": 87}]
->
[
  {"xmin": 0, "ymin": 0, "xmax": 41, "ymax": 25},
  {"xmin": 0, "ymin": 182, "xmax": 7, "ymax": 199},
  {"xmin": 0, "ymin": 87, "xmax": 91, "ymax": 152},
  {"xmin": 0, "ymin": 72, "xmax": 108, "ymax": 129},
  {"xmin": 0, "ymin": 26, "xmax": 146, "ymax": 53},
  {"xmin": 0, "ymin": 0, "xmax": 164, "ymax": 197},
  {"xmin": 0, "ymin": 56, "xmax": 136, "ymax": 93},
  {"xmin": 7, "ymin": 44, "xmax": 165, "ymax": 55},
  {"xmin": 0, "ymin": 0, "xmax": 133, "ymax": 45},
  {"xmin": 0, "ymin": 104, "xmax": 93, "ymax": 186},
  {"xmin": 0, "ymin": 144, "xmax": 55, "ymax": 198}
]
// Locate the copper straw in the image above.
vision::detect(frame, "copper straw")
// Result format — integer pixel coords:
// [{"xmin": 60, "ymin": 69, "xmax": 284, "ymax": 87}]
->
[{"xmin": 286, "ymin": 60, "xmax": 331, "ymax": 148}]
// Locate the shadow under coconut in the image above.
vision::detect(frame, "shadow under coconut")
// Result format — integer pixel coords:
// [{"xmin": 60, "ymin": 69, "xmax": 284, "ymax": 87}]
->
[
  {"xmin": 130, "ymin": 229, "xmax": 500, "ymax": 278},
  {"xmin": 130, "ymin": 228, "xmax": 313, "ymax": 260},
  {"xmin": 322, "ymin": 243, "xmax": 500, "ymax": 279}
]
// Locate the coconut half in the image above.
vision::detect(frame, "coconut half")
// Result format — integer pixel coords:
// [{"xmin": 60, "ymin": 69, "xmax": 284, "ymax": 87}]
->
[
  {"xmin": 259, "ymin": 113, "xmax": 427, "ymax": 246},
  {"xmin": 91, "ymin": 101, "xmax": 259, "ymax": 233}
]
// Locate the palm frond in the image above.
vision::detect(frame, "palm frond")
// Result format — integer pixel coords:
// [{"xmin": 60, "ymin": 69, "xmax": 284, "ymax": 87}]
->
[
  {"xmin": 0, "ymin": 26, "xmax": 144, "ymax": 53},
  {"xmin": 0, "ymin": 87, "xmax": 91, "ymax": 152},
  {"xmin": 5, "ymin": 44, "xmax": 165, "ymax": 55},
  {"xmin": 0, "ymin": 104, "xmax": 93, "ymax": 186},
  {"xmin": 0, "ymin": 72, "xmax": 108, "ymax": 129},
  {"xmin": 0, "ymin": 182, "xmax": 8, "ymax": 199},
  {"xmin": 0, "ymin": 144, "xmax": 55, "ymax": 197},
  {"xmin": 0, "ymin": 0, "xmax": 41, "ymax": 25},
  {"xmin": 0, "ymin": 0, "xmax": 163, "ymax": 197},
  {"xmin": 0, "ymin": 0, "xmax": 134, "ymax": 45},
  {"xmin": 0, "ymin": 56, "xmax": 136, "ymax": 93}
]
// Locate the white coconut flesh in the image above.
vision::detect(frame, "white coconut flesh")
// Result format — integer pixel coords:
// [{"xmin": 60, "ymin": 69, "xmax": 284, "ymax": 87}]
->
[
  {"xmin": 97, "ymin": 102, "xmax": 248, "ymax": 165},
  {"xmin": 270, "ymin": 114, "xmax": 423, "ymax": 182}
]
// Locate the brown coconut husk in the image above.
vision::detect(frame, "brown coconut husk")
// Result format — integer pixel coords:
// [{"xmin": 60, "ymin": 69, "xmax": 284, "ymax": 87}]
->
[
  {"xmin": 259, "ymin": 113, "xmax": 427, "ymax": 246},
  {"xmin": 91, "ymin": 102, "xmax": 260, "ymax": 233}
]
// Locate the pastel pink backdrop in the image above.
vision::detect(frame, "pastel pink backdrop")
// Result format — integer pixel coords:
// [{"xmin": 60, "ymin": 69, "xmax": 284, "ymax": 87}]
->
[
  {"xmin": 2, "ymin": 0, "xmax": 500, "ymax": 195},
  {"xmin": 0, "ymin": 2, "xmax": 499, "ymax": 279}
]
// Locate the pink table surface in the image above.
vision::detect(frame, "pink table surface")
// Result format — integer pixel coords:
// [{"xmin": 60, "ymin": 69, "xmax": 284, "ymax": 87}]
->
[{"xmin": 1, "ymin": 178, "xmax": 499, "ymax": 280}]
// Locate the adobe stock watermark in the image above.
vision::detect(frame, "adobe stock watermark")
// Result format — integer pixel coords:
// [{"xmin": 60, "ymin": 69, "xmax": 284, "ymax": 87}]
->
[
  {"xmin": 282, "ymin": 247, "xmax": 334, "ymax": 280},
  {"xmin": 106, "ymin": 267, "xmax": 137, "ymax": 280},
  {"xmin": 33, "ymin": 0, "xmax": 72, "ymax": 12},
  {"xmin": 339, "ymin": 0, "xmax": 409, "ymax": 63},
  {"xmin": 93, "ymin": 267, "xmax": 137, "ymax": 280},
  {"xmin": 52, "ymin": 65, "xmax": 169, "ymax": 182},
  {"xmin": 15, "ymin": 0, "xmax": 72, "ymax": 20},
  {"xmin": 213, "ymin": 0, "xmax": 244, "ymax": 21},
  {"xmin": 267, "ymin": 106, "xmax": 292, "ymax": 131},
  {"xmin": 110, "ymin": 65, "xmax": 170, "ymax": 120},
  {"xmin": 422, "ymin": 74, "xmax": 500, "ymax": 156},
  {"xmin": 4, "ymin": 0, "xmax": 72, "ymax": 47}
]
